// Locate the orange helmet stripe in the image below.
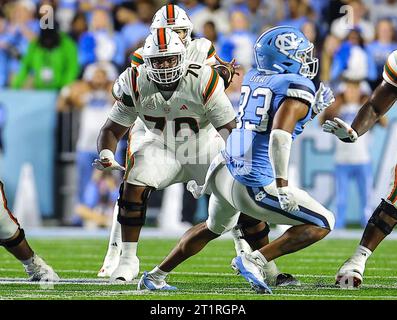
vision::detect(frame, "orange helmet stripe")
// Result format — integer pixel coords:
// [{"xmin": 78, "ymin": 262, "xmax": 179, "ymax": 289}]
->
[
  {"xmin": 166, "ymin": 4, "xmax": 175, "ymax": 25},
  {"xmin": 157, "ymin": 28, "xmax": 167, "ymax": 51}
]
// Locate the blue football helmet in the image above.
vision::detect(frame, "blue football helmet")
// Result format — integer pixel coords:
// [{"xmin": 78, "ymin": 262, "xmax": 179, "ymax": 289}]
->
[{"xmin": 254, "ymin": 26, "xmax": 318, "ymax": 79}]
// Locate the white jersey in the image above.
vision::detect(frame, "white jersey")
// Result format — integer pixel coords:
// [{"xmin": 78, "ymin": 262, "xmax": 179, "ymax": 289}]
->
[
  {"xmin": 131, "ymin": 38, "xmax": 216, "ymax": 67},
  {"xmin": 109, "ymin": 61, "xmax": 235, "ymax": 148},
  {"xmin": 383, "ymin": 50, "xmax": 397, "ymax": 88}
]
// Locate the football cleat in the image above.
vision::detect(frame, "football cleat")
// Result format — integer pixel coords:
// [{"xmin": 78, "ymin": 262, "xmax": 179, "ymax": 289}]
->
[
  {"xmin": 231, "ymin": 254, "xmax": 272, "ymax": 294},
  {"xmin": 137, "ymin": 271, "xmax": 177, "ymax": 291},
  {"xmin": 109, "ymin": 256, "xmax": 139, "ymax": 282},
  {"xmin": 335, "ymin": 258, "xmax": 364, "ymax": 289},
  {"xmin": 24, "ymin": 255, "xmax": 60, "ymax": 282},
  {"xmin": 98, "ymin": 248, "xmax": 121, "ymax": 278},
  {"xmin": 275, "ymin": 273, "xmax": 301, "ymax": 287}
]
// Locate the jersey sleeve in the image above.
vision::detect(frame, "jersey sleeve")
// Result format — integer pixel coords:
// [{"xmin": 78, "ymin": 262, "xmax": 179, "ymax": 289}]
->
[
  {"xmin": 284, "ymin": 75, "xmax": 316, "ymax": 106},
  {"xmin": 201, "ymin": 66, "xmax": 236, "ymax": 128},
  {"xmin": 109, "ymin": 68, "xmax": 138, "ymax": 127},
  {"xmin": 383, "ymin": 50, "xmax": 397, "ymax": 88},
  {"xmin": 205, "ymin": 41, "xmax": 217, "ymax": 65},
  {"xmin": 130, "ymin": 47, "xmax": 144, "ymax": 67}
]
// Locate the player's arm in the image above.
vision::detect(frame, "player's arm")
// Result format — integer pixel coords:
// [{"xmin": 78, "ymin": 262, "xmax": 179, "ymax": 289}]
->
[
  {"xmin": 202, "ymin": 67, "xmax": 237, "ymax": 141},
  {"xmin": 94, "ymin": 69, "xmax": 138, "ymax": 171},
  {"xmin": 350, "ymin": 81, "xmax": 397, "ymax": 136},
  {"xmin": 270, "ymin": 98, "xmax": 309, "ymax": 212}
]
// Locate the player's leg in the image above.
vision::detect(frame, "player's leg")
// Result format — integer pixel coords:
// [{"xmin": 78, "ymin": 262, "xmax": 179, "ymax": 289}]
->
[
  {"xmin": 336, "ymin": 164, "xmax": 397, "ymax": 288},
  {"xmin": 138, "ymin": 191, "xmax": 247, "ymax": 291},
  {"xmin": 98, "ymin": 122, "xmax": 146, "ymax": 278},
  {"xmin": 0, "ymin": 183, "xmax": 59, "ymax": 281},
  {"xmin": 110, "ymin": 140, "xmax": 182, "ymax": 282},
  {"xmin": 231, "ymin": 214, "xmax": 299, "ymax": 286},
  {"xmin": 227, "ymin": 179, "xmax": 334, "ymax": 281}
]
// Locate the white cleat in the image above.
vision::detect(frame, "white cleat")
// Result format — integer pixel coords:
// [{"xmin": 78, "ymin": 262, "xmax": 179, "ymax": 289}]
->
[
  {"xmin": 24, "ymin": 255, "xmax": 60, "ymax": 282},
  {"xmin": 137, "ymin": 271, "xmax": 177, "ymax": 291},
  {"xmin": 231, "ymin": 253, "xmax": 272, "ymax": 294},
  {"xmin": 109, "ymin": 256, "xmax": 139, "ymax": 282},
  {"xmin": 97, "ymin": 248, "xmax": 121, "ymax": 278},
  {"xmin": 335, "ymin": 258, "xmax": 364, "ymax": 289}
]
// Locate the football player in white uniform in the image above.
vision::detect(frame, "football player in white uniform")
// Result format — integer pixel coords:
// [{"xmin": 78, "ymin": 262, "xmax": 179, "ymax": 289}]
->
[
  {"xmin": 323, "ymin": 50, "xmax": 397, "ymax": 288},
  {"xmin": 94, "ymin": 28, "xmax": 237, "ymax": 282},
  {"xmin": 0, "ymin": 181, "xmax": 59, "ymax": 281},
  {"xmin": 98, "ymin": 4, "xmax": 298, "ymax": 287}
]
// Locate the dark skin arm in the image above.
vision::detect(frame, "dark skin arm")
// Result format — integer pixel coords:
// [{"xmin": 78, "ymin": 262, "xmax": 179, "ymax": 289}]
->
[
  {"xmin": 216, "ymin": 119, "xmax": 237, "ymax": 142},
  {"xmin": 97, "ymin": 119, "xmax": 129, "ymax": 157},
  {"xmin": 271, "ymin": 98, "xmax": 309, "ymax": 188},
  {"xmin": 351, "ymin": 81, "xmax": 397, "ymax": 137}
]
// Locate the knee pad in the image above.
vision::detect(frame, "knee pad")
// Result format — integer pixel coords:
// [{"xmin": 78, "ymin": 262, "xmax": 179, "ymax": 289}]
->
[
  {"xmin": 368, "ymin": 199, "xmax": 397, "ymax": 235},
  {"xmin": 237, "ymin": 217, "xmax": 270, "ymax": 242},
  {"xmin": 0, "ymin": 228, "xmax": 25, "ymax": 248},
  {"xmin": 117, "ymin": 184, "xmax": 155, "ymax": 227}
]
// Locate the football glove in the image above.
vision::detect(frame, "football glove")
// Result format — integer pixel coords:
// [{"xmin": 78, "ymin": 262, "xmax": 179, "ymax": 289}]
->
[
  {"xmin": 322, "ymin": 117, "xmax": 358, "ymax": 143},
  {"xmin": 276, "ymin": 187, "xmax": 300, "ymax": 213},
  {"xmin": 312, "ymin": 82, "xmax": 335, "ymax": 115},
  {"xmin": 215, "ymin": 55, "xmax": 240, "ymax": 80},
  {"xmin": 92, "ymin": 149, "xmax": 125, "ymax": 172}
]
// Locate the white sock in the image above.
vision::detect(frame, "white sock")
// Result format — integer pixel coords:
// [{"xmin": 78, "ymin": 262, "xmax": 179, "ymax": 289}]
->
[
  {"xmin": 21, "ymin": 256, "xmax": 34, "ymax": 266},
  {"xmin": 251, "ymin": 250, "xmax": 269, "ymax": 265},
  {"xmin": 119, "ymin": 242, "xmax": 138, "ymax": 263},
  {"xmin": 352, "ymin": 245, "xmax": 372, "ymax": 264},
  {"xmin": 148, "ymin": 266, "xmax": 168, "ymax": 281},
  {"xmin": 107, "ymin": 204, "xmax": 122, "ymax": 253}
]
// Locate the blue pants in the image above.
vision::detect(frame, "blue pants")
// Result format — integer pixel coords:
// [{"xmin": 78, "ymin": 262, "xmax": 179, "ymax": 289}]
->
[{"xmin": 335, "ymin": 163, "xmax": 372, "ymax": 228}]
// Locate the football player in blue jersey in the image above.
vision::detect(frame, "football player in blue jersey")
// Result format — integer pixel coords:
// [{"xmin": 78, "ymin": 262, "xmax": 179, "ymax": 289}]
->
[{"xmin": 137, "ymin": 26, "xmax": 336, "ymax": 294}]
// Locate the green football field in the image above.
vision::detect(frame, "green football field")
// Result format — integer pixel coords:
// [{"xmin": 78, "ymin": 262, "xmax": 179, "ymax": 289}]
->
[{"xmin": 0, "ymin": 237, "xmax": 397, "ymax": 300}]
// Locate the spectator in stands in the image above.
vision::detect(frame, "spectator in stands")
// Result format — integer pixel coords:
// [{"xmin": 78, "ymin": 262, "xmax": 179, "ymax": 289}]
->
[
  {"xmin": 115, "ymin": 1, "xmax": 149, "ymax": 66},
  {"xmin": 330, "ymin": 0, "xmax": 375, "ymax": 43},
  {"xmin": 68, "ymin": 12, "xmax": 88, "ymax": 43},
  {"xmin": 277, "ymin": 0, "xmax": 315, "ymax": 30},
  {"xmin": 301, "ymin": 20, "xmax": 321, "ymax": 85},
  {"xmin": 55, "ymin": 0, "xmax": 79, "ymax": 33},
  {"xmin": 0, "ymin": 0, "xmax": 40, "ymax": 84},
  {"xmin": 57, "ymin": 62, "xmax": 120, "ymax": 204},
  {"xmin": 11, "ymin": 23, "xmax": 79, "ymax": 89},
  {"xmin": 321, "ymin": 79, "xmax": 387, "ymax": 228},
  {"xmin": 78, "ymin": 8, "xmax": 125, "ymax": 69},
  {"xmin": 218, "ymin": 10, "xmax": 256, "ymax": 70},
  {"xmin": 330, "ymin": 28, "xmax": 377, "ymax": 84},
  {"xmin": 366, "ymin": 19, "xmax": 397, "ymax": 85},
  {"xmin": 177, "ymin": 0, "xmax": 205, "ymax": 22},
  {"xmin": 76, "ymin": 170, "xmax": 119, "ymax": 229},
  {"xmin": 320, "ymin": 34, "xmax": 341, "ymax": 83},
  {"xmin": 191, "ymin": 0, "xmax": 230, "ymax": 36},
  {"xmin": 366, "ymin": 0, "xmax": 397, "ymax": 28}
]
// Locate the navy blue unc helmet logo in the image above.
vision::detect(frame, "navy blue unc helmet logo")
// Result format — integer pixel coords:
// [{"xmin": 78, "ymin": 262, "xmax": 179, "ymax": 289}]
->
[{"xmin": 254, "ymin": 26, "xmax": 319, "ymax": 79}]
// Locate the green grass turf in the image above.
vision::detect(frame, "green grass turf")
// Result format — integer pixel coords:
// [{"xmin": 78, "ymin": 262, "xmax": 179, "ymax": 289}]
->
[{"xmin": 0, "ymin": 238, "xmax": 397, "ymax": 300}]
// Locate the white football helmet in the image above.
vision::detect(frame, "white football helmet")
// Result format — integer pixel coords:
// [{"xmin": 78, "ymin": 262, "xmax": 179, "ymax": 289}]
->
[
  {"xmin": 143, "ymin": 28, "xmax": 186, "ymax": 85},
  {"xmin": 150, "ymin": 4, "xmax": 193, "ymax": 47}
]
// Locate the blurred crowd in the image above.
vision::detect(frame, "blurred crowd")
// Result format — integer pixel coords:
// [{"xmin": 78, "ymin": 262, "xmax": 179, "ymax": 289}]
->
[{"xmin": 1, "ymin": 0, "xmax": 397, "ymax": 228}]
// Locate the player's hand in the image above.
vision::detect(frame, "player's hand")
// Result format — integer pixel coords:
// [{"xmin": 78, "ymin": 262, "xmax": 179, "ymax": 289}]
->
[
  {"xmin": 322, "ymin": 117, "xmax": 358, "ymax": 143},
  {"xmin": 276, "ymin": 187, "xmax": 300, "ymax": 213},
  {"xmin": 312, "ymin": 82, "xmax": 335, "ymax": 115},
  {"xmin": 215, "ymin": 55, "xmax": 240, "ymax": 78},
  {"xmin": 92, "ymin": 149, "xmax": 125, "ymax": 172}
]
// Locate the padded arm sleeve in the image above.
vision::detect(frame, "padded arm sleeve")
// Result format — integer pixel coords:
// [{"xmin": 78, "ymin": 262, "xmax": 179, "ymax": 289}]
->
[{"xmin": 269, "ymin": 129, "xmax": 292, "ymax": 181}]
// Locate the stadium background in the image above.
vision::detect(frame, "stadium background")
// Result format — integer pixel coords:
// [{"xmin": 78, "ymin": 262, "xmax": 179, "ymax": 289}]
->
[{"xmin": 1, "ymin": 0, "xmax": 397, "ymax": 231}]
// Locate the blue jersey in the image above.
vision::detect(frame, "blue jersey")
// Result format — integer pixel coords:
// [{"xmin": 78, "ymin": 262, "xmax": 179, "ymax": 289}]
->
[{"xmin": 224, "ymin": 70, "xmax": 316, "ymax": 187}]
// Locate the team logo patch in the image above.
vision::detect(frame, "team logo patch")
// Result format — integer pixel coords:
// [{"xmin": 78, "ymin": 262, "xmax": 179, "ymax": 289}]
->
[
  {"xmin": 146, "ymin": 104, "xmax": 156, "ymax": 110},
  {"xmin": 180, "ymin": 104, "xmax": 188, "ymax": 110},
  {"xmin": 255, "ymin": 191, "xmax": 266, "ymax": 201},
  {"xmin": 275, "ymin": 33, "xmax": 303, "ymax": 56}
]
